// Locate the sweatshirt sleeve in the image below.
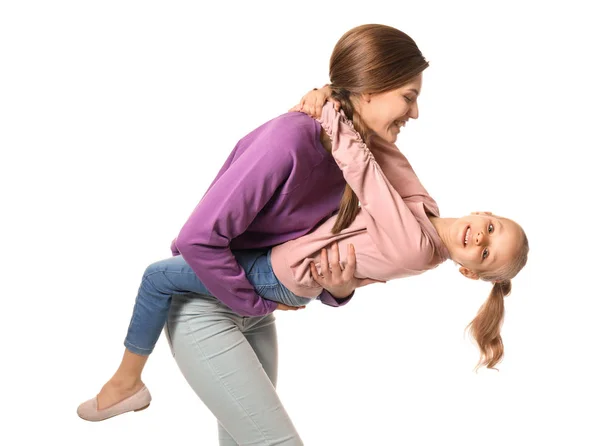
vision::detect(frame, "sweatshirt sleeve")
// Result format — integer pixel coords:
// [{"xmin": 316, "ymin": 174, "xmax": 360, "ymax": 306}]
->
[
  {"xmin": 318, "ymin": 289, "xmax": 354, "ymax": 307},
  {"xmin": 173, "ymin": 137, "xmax": 295, "ymax": 317},
  {"xmin": 317, "ymin": 104, "xmax": 430, "ymax": 266}
]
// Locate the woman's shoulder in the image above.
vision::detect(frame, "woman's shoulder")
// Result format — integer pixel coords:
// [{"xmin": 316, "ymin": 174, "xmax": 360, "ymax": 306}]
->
[
  {"xmin": 232, "ymin": 112, "xmax": 328, "ymax": 167},
  {"xmin": 258, "ymin": 112, "xmax": 326, "ymax": 157},
  {"xmin": 264, "ymin": 111, "xmax": 320, "ymax": 138}
]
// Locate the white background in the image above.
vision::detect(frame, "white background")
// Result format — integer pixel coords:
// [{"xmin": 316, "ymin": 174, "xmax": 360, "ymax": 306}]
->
[{"xmin": 2, "ymin": 1, "xmax": 599, "ymax": 445}]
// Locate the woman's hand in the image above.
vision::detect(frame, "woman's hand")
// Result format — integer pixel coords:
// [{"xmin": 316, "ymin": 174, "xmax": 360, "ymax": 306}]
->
[
  {"xmin": 288, "ymin": 84, "xmax": 340, "ymax": 118},
  {"xmin": 276, "ymin": 303, "xmax": 305, "ymax": 311},
  {"xmin": 310, "ymin": 242, "xmax": 367, "ymax": 299}
]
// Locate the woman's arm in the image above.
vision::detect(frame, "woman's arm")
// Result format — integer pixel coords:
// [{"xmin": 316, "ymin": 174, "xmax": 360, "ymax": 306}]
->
[{"xmin": 173, "ymin": 139, "xmax": 294, "ymax": 317}]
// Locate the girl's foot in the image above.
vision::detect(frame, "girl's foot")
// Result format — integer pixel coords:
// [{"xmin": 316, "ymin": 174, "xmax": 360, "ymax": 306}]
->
[
  {"xmin": 96, "ymin": 379, "xmax": 145, "ymax": 410},
  {"xmin": 77, "ymin": 380, "xmax": 151, "ymax": 422}
]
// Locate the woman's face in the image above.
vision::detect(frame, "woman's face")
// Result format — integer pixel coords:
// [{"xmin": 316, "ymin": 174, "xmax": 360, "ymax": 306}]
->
[
  {"xmin": 355, "ymin": 73, "xmax": 422, "ymax": 143},
  {"xmin": 448, "ymin": 212, "xmax": 524, "ymax": 280}
]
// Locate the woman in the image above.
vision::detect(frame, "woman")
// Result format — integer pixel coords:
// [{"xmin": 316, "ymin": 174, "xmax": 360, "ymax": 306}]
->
[{"xmin": 76, "ymin": 23, "xmax": 517, "ymax": 445}]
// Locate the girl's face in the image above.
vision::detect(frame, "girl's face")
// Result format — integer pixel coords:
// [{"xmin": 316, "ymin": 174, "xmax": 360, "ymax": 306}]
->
[
  {"xmin": 355, "ymin": 73, "xmax": 422, "ymax": 143},
  {"xmin": 448, "ymin": 212, "xmax": 523, "ymax": 280}
]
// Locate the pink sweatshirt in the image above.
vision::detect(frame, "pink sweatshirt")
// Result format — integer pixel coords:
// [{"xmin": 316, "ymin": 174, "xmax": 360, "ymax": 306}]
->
[{"xmin": 270, "ymin": 103, "xmax": 450, "ymax": 298}]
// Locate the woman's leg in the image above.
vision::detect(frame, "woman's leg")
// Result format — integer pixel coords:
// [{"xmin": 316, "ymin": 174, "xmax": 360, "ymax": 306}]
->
[
  {"xmin": 217, "ymin": 306, "xmax": 281, "ymax": 446},
  {"xmin": 166, "ymin": 293, "xmax": 303, "ymax": 446}
]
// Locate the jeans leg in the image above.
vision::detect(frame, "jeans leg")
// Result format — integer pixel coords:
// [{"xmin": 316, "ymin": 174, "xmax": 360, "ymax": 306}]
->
[
  {"xmin": 124, "ymin": 255, "xmax": 213, "ymax": 355},
  {"xmin": 166, "ymin": 293, "xmax": 303, "ymax": 446},
  {"xmin": 218, "ymin": 309, "xmax": 281, "ymax": 446},
  {"xmin": 125, "ymin": 250, "xmax": 307, "ymax": 356},
  {"xmin": 218, "ymin": 422, "xmax": 239, "ymax": 446}
]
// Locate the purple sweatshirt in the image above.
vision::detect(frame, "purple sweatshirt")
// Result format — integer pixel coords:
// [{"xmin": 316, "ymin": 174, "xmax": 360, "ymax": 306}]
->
[{"xmin": 171, "ymin": 112, "xmax": 349, "ymax": 316}]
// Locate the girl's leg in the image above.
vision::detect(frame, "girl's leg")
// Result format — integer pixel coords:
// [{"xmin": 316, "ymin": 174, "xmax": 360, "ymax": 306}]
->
[
  {"xmin": 94, "ymin": 349, "xmax": 148, "ymax": 411},
  {"xmin": 86, "ymin": 249, "xmax": 308, "ymax": 414},
  {"xmin": 88, "ymin": 254, "xmax": 215, "ymax": 411},
  {"xmin": 166, "ymin": 293, "xmax": 303, "ymax": 446},
  {"xmin": 217, "ymin": 306, "xmax": 280, "ymax": 446}
]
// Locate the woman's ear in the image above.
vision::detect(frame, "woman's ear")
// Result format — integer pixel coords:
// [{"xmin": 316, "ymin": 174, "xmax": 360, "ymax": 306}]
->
[{"xmin": 459, "ymin": 266, "xmax": 480, "ymax": 280}]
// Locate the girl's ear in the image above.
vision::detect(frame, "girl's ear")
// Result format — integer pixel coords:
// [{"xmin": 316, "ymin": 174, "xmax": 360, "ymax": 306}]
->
[{"xmin": 459, "ymin": 266, "xmax": 480, "ymax": 280}]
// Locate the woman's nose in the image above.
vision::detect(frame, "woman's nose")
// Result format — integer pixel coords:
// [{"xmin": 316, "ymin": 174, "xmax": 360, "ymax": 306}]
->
[{"xmin": 410, "ymin": 101, "xmax": 419, "ymax": 119}]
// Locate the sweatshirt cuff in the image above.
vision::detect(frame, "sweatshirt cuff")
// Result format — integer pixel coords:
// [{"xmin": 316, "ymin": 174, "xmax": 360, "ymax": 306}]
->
[
  {"xmin": 170, "ymin": 238, "xmax": 179, "ymax": 256},
  {"xmin": 318, "ymin": 290, "xmax": 354, "ymax": 307},
  {"xmin": 264, "ymin": 298, "xmax": 279, "ymax": 314}
]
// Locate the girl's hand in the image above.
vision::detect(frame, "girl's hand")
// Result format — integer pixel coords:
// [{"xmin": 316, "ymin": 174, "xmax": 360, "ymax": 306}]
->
[{"xmin": 288, "ymin": 84, "xmax": 340, "ymax": 118}]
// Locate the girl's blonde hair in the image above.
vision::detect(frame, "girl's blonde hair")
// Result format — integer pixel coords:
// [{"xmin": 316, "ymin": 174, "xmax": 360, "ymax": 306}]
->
[{"xmin": 466, "ymin": 228, "xmax": 529, "ymax": 370}]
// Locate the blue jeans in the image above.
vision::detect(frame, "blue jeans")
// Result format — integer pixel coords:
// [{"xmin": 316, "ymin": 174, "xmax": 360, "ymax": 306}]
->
[{"xmin": 124, "ymin": 249, "xmax": 312, "ymax": 356}]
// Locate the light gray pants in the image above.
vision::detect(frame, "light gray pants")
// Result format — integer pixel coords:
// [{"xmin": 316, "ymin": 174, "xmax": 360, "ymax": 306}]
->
[{"xmin": 165, "ymin": 292, "xmax": 303, "ymax": 446}]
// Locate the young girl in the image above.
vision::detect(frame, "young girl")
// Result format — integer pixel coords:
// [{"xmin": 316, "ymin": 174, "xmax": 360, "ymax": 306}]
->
[{"xmin": 78, "ymin": 101, "xmax": 528, "ymax": 422}]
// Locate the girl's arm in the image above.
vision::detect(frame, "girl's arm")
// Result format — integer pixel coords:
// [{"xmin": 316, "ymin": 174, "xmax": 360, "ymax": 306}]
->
[
  {"xmin": 317, "ymin": 104, "xmax": 433, "ymax": 266},
  {"xmin": 289, "ymin": 84, "xmax": 340, "ymax": 118}
]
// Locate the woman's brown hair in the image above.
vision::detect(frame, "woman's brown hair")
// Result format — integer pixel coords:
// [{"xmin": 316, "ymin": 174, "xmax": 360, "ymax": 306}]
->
[{"xmin": 327, "ymin": 24, "xmax": 429, "ymax": 233}]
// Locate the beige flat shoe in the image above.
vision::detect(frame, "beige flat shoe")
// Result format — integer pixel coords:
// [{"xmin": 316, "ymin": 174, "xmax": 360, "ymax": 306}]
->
[{"xmin": 77, "ymin": 385, "xmax": 152, "ymax": 422}]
